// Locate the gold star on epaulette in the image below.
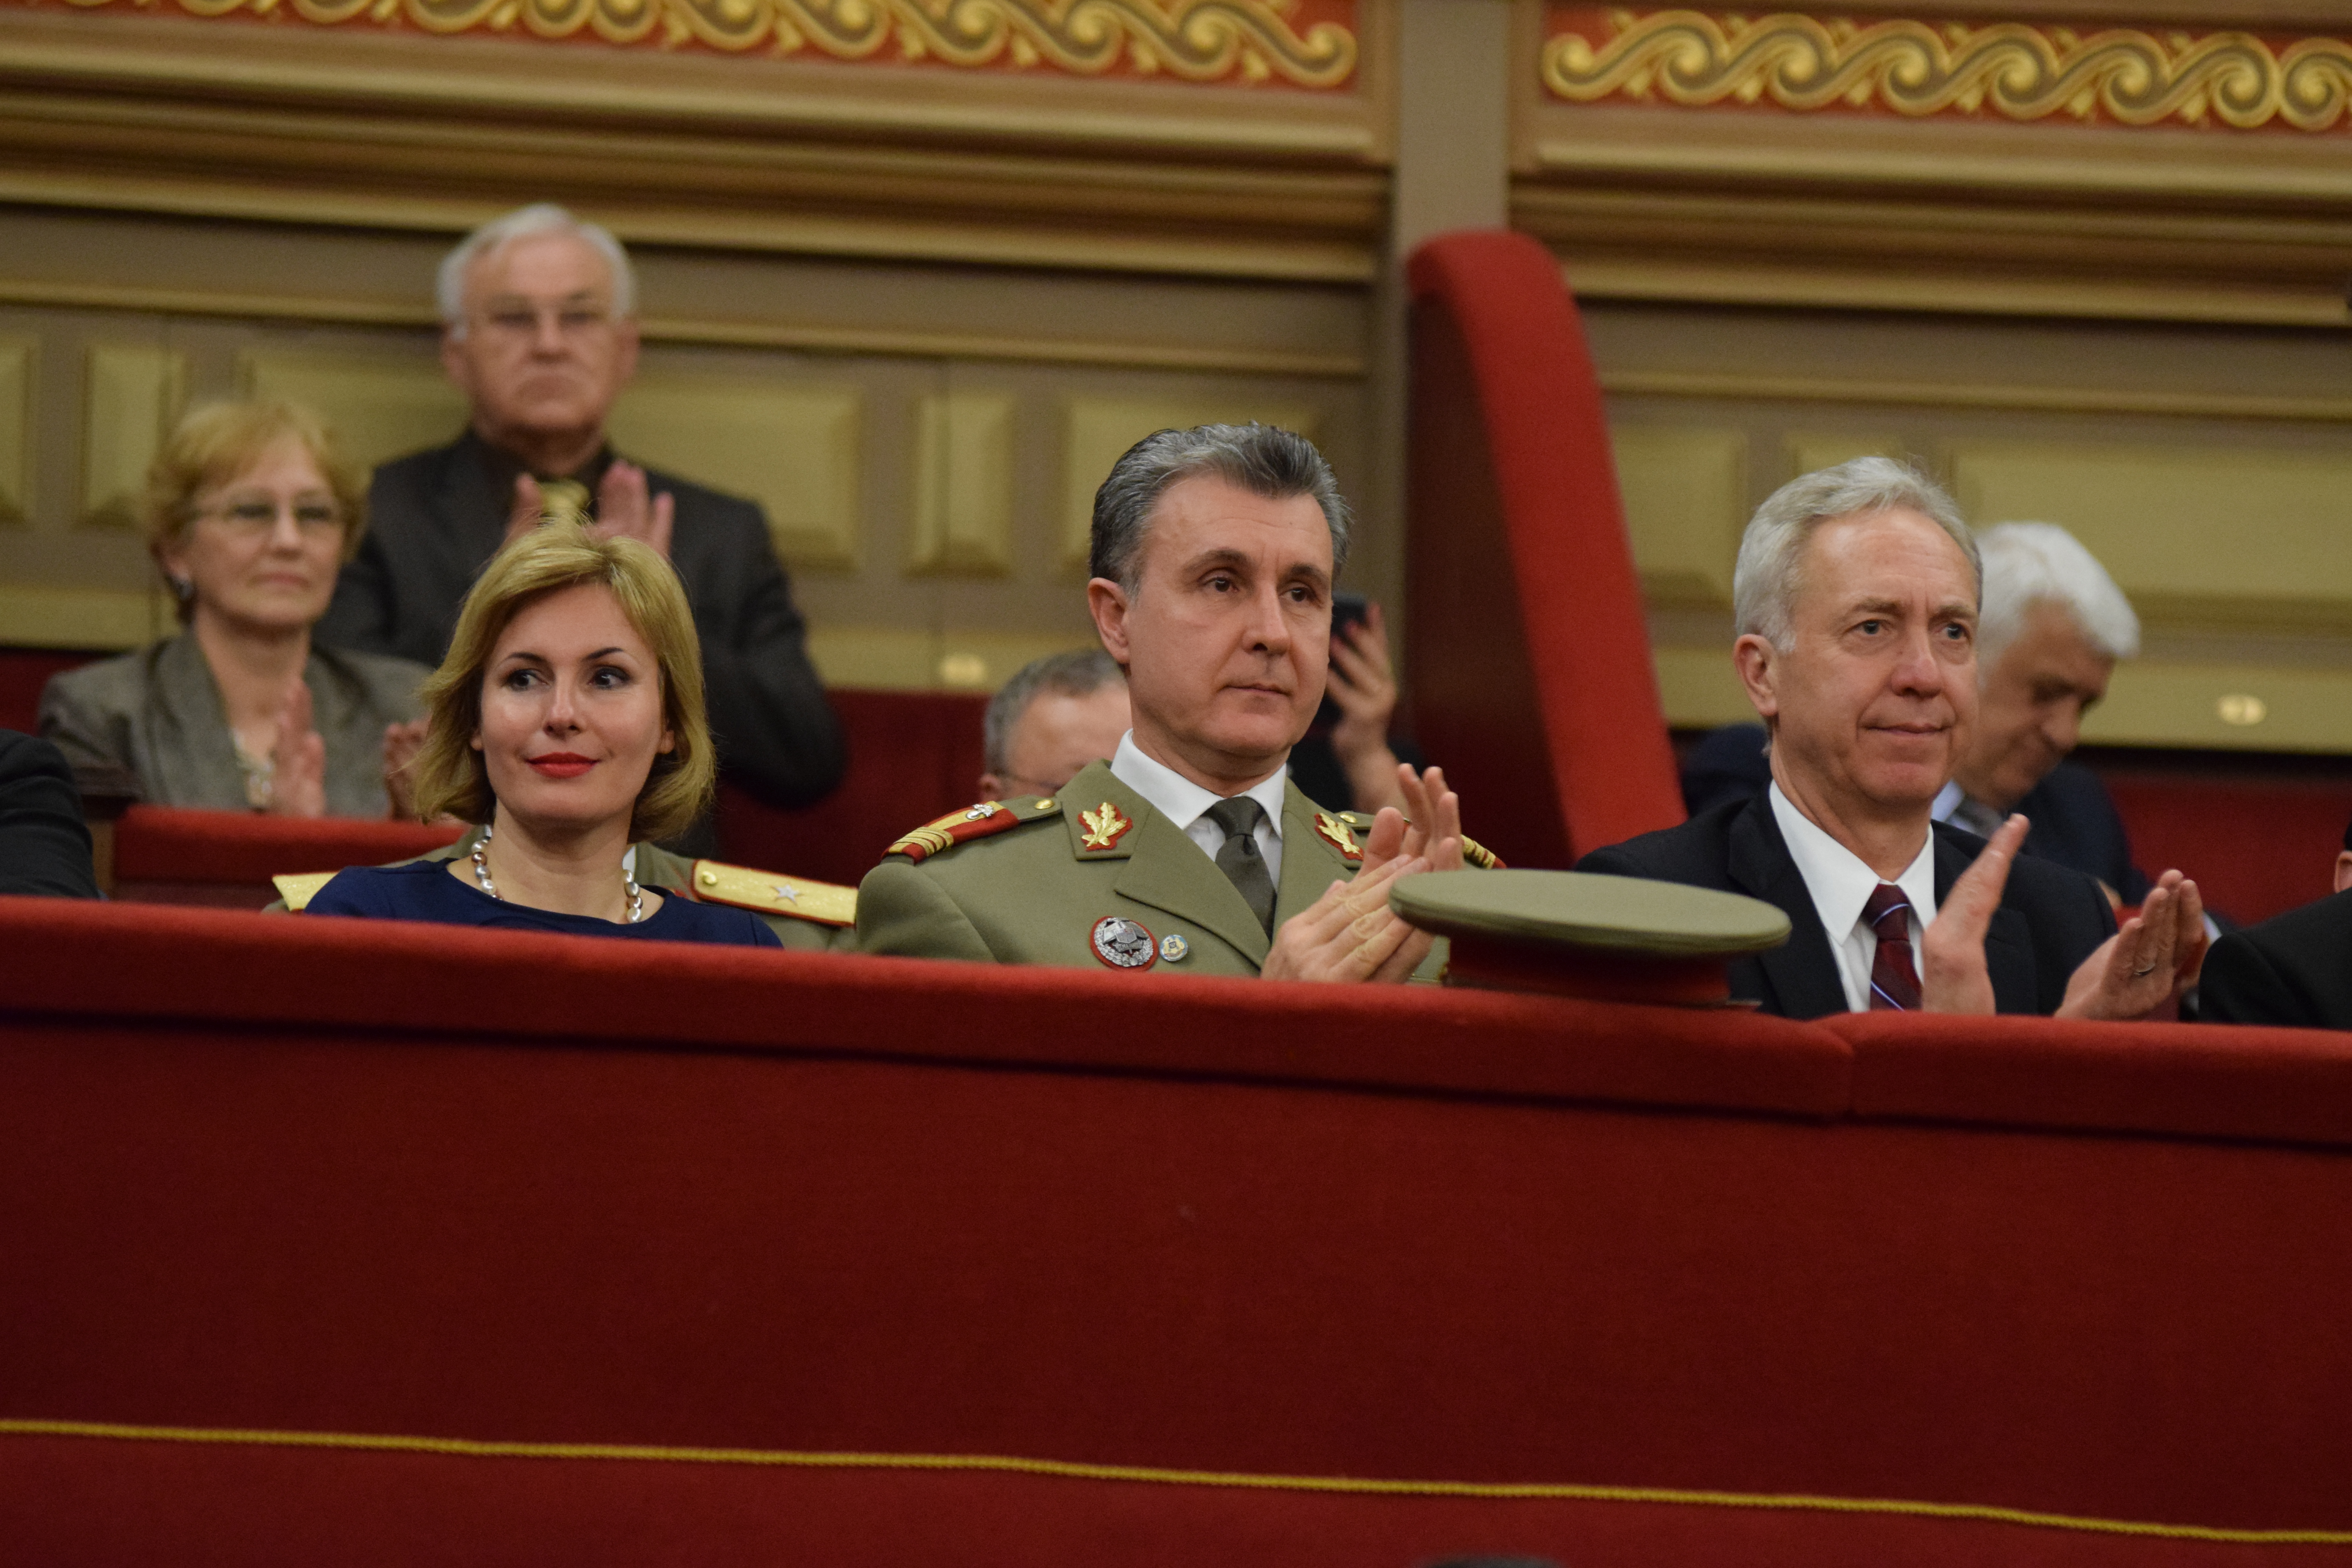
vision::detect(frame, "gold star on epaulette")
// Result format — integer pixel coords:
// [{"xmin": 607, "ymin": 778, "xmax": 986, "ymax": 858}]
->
[{"xmin": 689, "ymin": 860, "xmax": 858, "ymax": 926}]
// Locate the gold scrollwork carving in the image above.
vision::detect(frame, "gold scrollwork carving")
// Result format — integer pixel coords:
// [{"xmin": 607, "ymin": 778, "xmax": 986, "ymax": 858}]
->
[
  {"xmin": 1541, "ymin": 8, "xmax": 2352, "ymax": 130},
  {"xmin": 63, "ymin": 0, "xmax": 1356, "ymax": 86}
]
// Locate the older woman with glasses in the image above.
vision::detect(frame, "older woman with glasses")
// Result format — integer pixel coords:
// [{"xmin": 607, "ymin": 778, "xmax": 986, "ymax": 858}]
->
[{"xmin": 41, "ymin": 402, "xmax": 431, "ymax": 818}]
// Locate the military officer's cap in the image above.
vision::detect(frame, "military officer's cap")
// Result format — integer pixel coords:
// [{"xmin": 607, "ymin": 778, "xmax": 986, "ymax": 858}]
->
[{"xmin": 1392, "ymin": 868, "xmax": 1788, "ymax": 1005}]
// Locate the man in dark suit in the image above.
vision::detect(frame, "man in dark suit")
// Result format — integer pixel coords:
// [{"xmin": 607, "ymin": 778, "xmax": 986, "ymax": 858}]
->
[
  {"xmin": 1681, "ymin": 523, "xmax": 2152, "ymax": 905},
  {"xmin": 2198, "ymin": 820, "xmax": 2352, "ymax": 1030},
  {"xmin": 1582, "ymin": 458, "xmax": 2204, "ymax": 1021},
  {"xmin": 0, "ymin": 731, "xmax": 99, "ymax": 899},
  {"xmin": 319, "ymin": 204, "xmax": 843, "ymax": 848}
]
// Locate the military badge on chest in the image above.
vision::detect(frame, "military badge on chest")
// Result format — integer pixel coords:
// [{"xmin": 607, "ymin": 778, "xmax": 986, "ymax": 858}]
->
[{"xmin": 1089, "ymin": 915, "xmax": 1158, "ymax": 970}]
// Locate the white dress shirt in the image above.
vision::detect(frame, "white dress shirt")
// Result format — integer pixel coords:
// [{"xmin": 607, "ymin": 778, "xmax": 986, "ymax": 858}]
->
[
  {"xmin": 1930, "ymin": 779, "xmax": 2007, "ymax": 839},
  {"xmin": 1770, "ymin": 783, "xmax": 1939, "ymax": 1013},
  {"xmin": 1109, "ymin": 731, "xmax": 1287, "ymax": 882}
]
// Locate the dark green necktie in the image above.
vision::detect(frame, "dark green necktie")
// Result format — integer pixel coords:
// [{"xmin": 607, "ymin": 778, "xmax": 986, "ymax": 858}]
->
[{"xmin": 1206, "ymin": 796, "xmax": 1276, "ymax": 936}]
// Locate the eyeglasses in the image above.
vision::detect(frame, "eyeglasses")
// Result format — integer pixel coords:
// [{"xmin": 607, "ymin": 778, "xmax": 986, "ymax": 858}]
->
[
  {"xmin": 471, "ymin": 300, "xmax": 617, "ymax": 342},
  {"xmin": 194, "ymin": 497, "xmax": 344, "ymax": 535}
]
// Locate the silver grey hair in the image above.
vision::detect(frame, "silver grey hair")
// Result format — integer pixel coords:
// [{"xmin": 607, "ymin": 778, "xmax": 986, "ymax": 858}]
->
[
  {"xmin": 1976, "ymin": 521, "xmax": 2140, "ymax": 671},
  {"xmin": 1733, "ymin": 456, "xmax": 1980, "ymax": 650},
  {"xmin": 1089, "ymin": 422, "xmax": 1352, "ymax": 593},
  {"xmin": 982, "ymin": 647, "xmax": 1125, "ymax": 777},
  {"xmin": 437, "ymin": 203, "xmax": 637, "ymax": 336}
]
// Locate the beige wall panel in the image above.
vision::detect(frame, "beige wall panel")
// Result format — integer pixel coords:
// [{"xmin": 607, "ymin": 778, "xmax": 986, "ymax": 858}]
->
[
  {"xmin": 1652, "ymin": 643, "xmax": 1753, "ymax": 730},
  {"xmin": 608, "ymin": 379, "xmax": 863, "ymax": 574},
  {"xmin": 239, "ymin": 349, "xmax": 467, "ymax": 475},
  {"xmin": 80, "ymin": 345, "xmax": 185, "ymax": 531},
  {"xmin": 1609, "ymin": 425, "xmax": 1746, "ymax": 611},
  {"xmin": 1058, "ymin": 397, "xmax": 1320, "ymax": 571},
  {"xmin": 0, "ymin": 583, "xmax": 171, "ymax": 648},
  {"xmin": 1951, "ymin": 442, "xmax": 2352, "ymax": 633},
  {"xmin": 1787, "ymin": 434, "xmax": 1906, "ymax": 480},
  {"xmin": 806, "ymin": 626, "xmax": 1105, "ymax": 694},
  {"xmin": 907, "ymin": 392, "xmax": 1016, "ymax": 578},
  {"xmin": 0, "ymin": 338, "xmax": 31, "ymax": 527},
  {"xmin": 2085, "ymin": 660, "xmax": 2352, "ymax": 755}
]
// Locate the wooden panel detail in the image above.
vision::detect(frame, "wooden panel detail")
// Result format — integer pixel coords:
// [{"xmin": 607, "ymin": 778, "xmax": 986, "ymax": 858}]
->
[
  {"xmin": 1541, "ymin": 7, "xmax": 2352, "ymax": 132},
  {"xmin": 2086, "ymin": 661, "xmax": 2352, "ymax": 755},
  {"xmin": 1787, "ymin": 434, "xmax": 1907, "ymax": 479},
  {"xmin": 807, "ymin": 627, "xmax": 1105, "ymax": 694},
  {"xmin": 608, "ymin": 378, "xmax": 864, "ymax": 574},
  {"xmin": 79, "ymin": 346, "xmax": 186, "ymax": 531},
  {"xmin": 0, "ymin": 583, "xmax": 171, "ymax": 648},
  {"xmin": 0, "ymin": 338, "xmax": 30, "ymax": 527},
  {"xmin": 1609, "ymin": 425, "xmax": 1746, "ymax": 611},
  {"xmin": 238, "ymin": 350, "xmax": 468, "ymax": 478},
  {"xmin": 33, "ymin": 0, "xmax": 1361, "ymax": 88},
  {"xmin": 907, "ymin": 392, "xmax": 1016, "ymax": 579},
  {"xmin": 1652, "ymin": 643, "xmax": 1754, "ymax": 730},
  {"xmin": 1951, "ymin": 440, "xmax": 2352, "ymax": 635},
  {"xmin": 1057, "ymin": 396, "xmax": 1320, "ymax": 572}
]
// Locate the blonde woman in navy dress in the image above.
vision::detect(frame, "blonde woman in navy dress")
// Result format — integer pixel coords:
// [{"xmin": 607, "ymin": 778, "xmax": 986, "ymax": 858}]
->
[{"xmin": 308, "ymin": 521, "xmax": 778, "ymax": 947}]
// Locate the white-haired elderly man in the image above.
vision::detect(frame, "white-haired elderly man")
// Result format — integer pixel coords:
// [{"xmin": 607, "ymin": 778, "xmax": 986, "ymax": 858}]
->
[
  {"xmin": 1934, "ymin": 522, "xmax": 2145, "ymax": 900},
  {"xmin": 1583, "ymin": 459, "xmax": 2205, "ymax": 1020},
  {"xmin": 1683, "ymin": 520, "xmax": 2155, "ymax": 904},
  {"xmin": 319, "ymin": 203, "xmax": 843, "ymax": 845}
]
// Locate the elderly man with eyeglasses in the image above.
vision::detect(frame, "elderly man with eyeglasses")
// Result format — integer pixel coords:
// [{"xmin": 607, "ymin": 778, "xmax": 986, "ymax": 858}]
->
[{"xmin": 319, "ymin": 204, "xmax": 843, "ymax": 848}]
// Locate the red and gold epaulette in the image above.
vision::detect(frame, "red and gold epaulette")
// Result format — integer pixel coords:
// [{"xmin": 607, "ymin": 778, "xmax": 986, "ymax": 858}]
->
[
  {"xmin": 886, "ymin": 795, "xmax": 1062, "ymax": 863},
  {"xmin": 1317, "ymin": 808, "xmax": 1506, "ymax": 871}
]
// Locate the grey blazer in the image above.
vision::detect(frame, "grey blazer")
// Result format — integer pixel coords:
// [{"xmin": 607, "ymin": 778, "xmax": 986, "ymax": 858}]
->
[{"xmin": 39, "ymin": 632, "xmax": 429, "ymax": 818}]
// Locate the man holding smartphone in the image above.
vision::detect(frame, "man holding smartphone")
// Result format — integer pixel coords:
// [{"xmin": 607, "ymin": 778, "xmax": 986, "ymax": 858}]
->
[{"xmin": 1287, "ymin": 592, "xmax": 1411, "ymax": 817}]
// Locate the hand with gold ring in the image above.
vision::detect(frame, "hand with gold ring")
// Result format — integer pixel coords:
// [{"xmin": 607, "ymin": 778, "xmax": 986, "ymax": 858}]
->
[{"xmin": 2059, "ymin": 867, "xmax": 2209, "ymax": 1021}]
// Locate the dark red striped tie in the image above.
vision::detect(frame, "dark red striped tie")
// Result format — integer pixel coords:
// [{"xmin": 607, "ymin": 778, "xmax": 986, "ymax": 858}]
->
[{"xmin": 1863, "ymin": 883, "xmax": 1921, "ymax": 1011}]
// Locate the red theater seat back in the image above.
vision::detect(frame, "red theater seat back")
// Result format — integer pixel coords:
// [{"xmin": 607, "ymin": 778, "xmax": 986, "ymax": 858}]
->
[
  {"xmin": 1406, "ymin": 229, "xmax": 1682, "ymax": 867},
  {"xmin": 112, "ymin": 806, "xmax": 463, "ymax": 906}
]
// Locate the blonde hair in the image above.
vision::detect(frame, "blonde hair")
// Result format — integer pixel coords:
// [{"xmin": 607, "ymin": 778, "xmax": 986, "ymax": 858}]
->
[
  {"xmin": 407, "ymin": 523, "xmax": 714, "ymax": 842},
  {"xmin": 146, "ymin": 401, "xmax": 367, "ymax": 573}
]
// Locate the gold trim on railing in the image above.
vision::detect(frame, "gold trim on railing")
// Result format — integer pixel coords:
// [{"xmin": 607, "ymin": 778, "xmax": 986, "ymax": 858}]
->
[
  {"xmin": 1541, "ymin": 9, "xmax": 2352, "ymax": 130},
  {"xmin": 54, "ymin": 0, "xmax": 1357, "ymax": 87}
]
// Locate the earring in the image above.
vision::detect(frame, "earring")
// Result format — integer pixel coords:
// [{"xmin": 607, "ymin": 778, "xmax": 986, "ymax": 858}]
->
[{"xmin": 169, "ymin": 575, "xmax": 194, "ymax": 602}]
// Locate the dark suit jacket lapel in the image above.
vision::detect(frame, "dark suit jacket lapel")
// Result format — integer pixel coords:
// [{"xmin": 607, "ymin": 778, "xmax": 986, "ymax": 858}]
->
[
  {"xmin": 1934, "ymin": 828, "xmax": 2037, "ymax": 1014},
  {"xmin": 147, "ymin": 631, "xmax": 245, "ymax": 808},
  {"xmin": 439, "ymin": 434, "xmax": 518, "ymax": 579},
  {"xmin": 1726, "ymin": 797, "xmax": 1850, "ymax": 1020}
]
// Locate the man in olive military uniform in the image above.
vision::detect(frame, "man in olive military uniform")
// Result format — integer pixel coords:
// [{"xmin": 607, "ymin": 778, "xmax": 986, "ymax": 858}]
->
[
  {"xmin": 857, "ymin": 422, "xmax": 1475, "ymax": 982},
  {"xmin": 273, "ymin": 828, "xmax": 853, "ymax": 950}
]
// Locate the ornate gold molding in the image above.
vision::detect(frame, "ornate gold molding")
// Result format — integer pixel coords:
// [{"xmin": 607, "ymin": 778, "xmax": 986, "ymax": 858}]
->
[
  {"xmin": 52, "ymin": 0, "xmax": 1357, "ymax": 87},
  {"xmin": 1542, "ymin": 8, "xmax": 2352, "ymax": 130}
]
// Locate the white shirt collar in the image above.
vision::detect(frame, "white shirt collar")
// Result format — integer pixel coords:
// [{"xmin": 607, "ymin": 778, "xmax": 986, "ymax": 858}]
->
[
  {"xmin": 1930, "ymin": 780, "xmax": 1962, "ymax": 823},
  {"xmin": 1109, "ymin": 732, "xmax": 1288, "ymax": 839},
  {"xmin": 1770, "ymin": 779, "xmax": 1939, "ymax": 952}
]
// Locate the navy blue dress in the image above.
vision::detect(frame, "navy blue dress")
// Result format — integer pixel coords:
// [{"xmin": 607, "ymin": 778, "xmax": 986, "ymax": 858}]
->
[{"xmin": 308, "ymin": 858, "xmax": 783, "ymax": 947}]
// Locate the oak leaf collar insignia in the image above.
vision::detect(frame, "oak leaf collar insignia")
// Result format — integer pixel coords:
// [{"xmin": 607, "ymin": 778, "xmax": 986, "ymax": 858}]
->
[{"xmin": 1079, "ymin": 802, "xmax": 1134, "ymax": 851}]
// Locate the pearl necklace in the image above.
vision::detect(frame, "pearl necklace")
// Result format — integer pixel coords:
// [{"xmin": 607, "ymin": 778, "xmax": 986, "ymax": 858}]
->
[{"xmin": 471, "ymin": 822, "xmax": 644, "ymax": 924}]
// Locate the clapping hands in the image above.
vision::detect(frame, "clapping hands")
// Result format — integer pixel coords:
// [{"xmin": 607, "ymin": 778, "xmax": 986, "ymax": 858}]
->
[
  {"xmin": 1920, "ymin": 812, "xmax": 2207, "ymax": 1019},
  {"xmin": 1261, "ymin": 764, "xmax": 1463, "ymax": 984},
  {"xmin": 266, "ymin": 677, "xmax": 327, "ymax": 818},
  {"xmin": 505, "ymin": 462, "xmax": 675, "ymax": 557}
]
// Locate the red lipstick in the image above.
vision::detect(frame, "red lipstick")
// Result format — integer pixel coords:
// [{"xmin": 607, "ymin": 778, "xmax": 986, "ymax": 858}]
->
[{"xmin": 527, "ymin": 752, "xmax": 595, "ymax": 779}]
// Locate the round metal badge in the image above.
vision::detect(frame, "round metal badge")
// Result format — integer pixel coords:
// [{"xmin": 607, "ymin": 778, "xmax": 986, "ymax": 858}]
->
[
  {"xmin": 1089, "ymin": 915, "xmax": 1157, "ymax": 970},
  {"xmin": 1159, "ymin": 933, "xmax": 1189, "ymax": 962}
]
